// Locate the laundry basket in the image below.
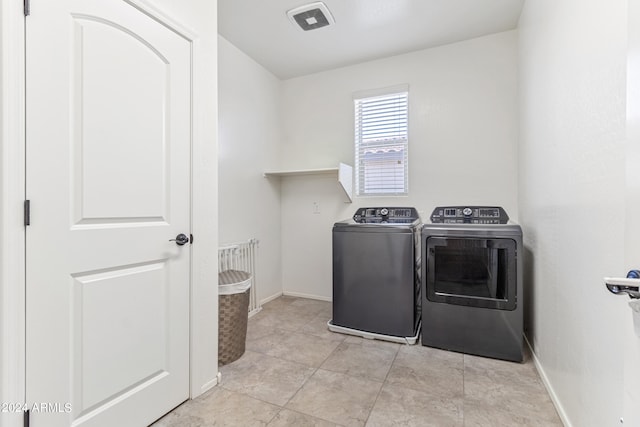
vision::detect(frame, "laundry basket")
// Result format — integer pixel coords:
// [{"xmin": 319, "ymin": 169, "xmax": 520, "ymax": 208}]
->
[{"xmin": 218, "ymin": 269, "xmax": 252, "ymax": 365}]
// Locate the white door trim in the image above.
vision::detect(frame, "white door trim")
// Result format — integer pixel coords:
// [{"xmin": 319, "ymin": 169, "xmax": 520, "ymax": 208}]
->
[
  {"xmin": 0, "ymin": 1, "xmax": 26, "ymax": 427},
  {"xmin": 0, "ymin": 1, "xmax": 218, "ymax": 425}
]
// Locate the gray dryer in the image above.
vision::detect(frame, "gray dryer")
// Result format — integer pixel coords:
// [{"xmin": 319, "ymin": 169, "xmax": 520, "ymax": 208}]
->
[{"xmin": 422, "ymin": 206, "xmax": 523, "ymax": 362}]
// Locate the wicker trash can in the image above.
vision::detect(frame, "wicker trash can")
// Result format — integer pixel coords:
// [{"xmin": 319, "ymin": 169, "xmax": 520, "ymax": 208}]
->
[{"xmin": 218, "ymin": 269, "xmax": 252, "ymax": 366}]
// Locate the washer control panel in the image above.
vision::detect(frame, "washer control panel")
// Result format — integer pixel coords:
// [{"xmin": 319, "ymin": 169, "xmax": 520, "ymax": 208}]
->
[
  {"xmin": 353, "ymin": 207, "xmax": 419, "ymax": 224},
  {"xmin": 430, "ymin": 206, "xmax": 509, "ymax": 224}
]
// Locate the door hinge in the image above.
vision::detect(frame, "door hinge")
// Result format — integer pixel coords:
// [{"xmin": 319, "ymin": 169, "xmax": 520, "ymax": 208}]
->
[
  {"xmin": 24, "ymin": 409, "xmax": 30, "ymax": 427},
  {"xmin": 23, "ymin": 0, "xmax": 30, "ymax": 16},
  {"xmin": 24, "ymin": 200, "xmax": 30, "ymax": 226}
]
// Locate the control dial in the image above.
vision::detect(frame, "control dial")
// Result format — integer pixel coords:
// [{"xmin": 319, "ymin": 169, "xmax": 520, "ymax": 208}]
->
[
  {"xmin": 380, "ymin": 208, "xmax": 389, "ymax": 216},
  {"xmin": 462, "ymin": 207, "xmax": 473, "ymax": 216}
]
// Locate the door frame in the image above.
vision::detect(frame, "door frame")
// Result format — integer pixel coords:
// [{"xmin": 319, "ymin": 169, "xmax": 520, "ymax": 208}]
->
[
  {"xmin": 625, "ymin": 0, "xmax": 640, "ymax": 423},
  {"xmin": 0, "ymin": 2, "xmax": 219, "ymax": 426}
]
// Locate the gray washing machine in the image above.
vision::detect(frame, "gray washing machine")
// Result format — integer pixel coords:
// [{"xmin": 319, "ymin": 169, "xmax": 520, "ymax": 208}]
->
[
  {"xmin": 329, "ymin": 207, "xmax": 421, "ymax": 344},
  {"xmin": 421, "ymin": 206, "xmax": 523, "ymax": 362}
]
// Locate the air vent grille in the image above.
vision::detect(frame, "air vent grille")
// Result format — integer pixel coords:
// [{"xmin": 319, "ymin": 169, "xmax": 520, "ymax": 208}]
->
[{"xmin": 287, "ymin": 2, "xmax": 335, "ymax": 31}]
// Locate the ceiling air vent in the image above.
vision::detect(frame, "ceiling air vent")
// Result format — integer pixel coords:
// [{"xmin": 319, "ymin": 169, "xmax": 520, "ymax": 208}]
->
[{"xmin": 287, "ymin": 2, "xmax": 335, "ymax": 31}]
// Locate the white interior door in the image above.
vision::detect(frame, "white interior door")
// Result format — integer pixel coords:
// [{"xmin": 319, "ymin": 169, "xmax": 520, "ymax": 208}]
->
[
  {"xmin": 624, "ymin": 2, "xmax": 640, "ymax": 425},
  {"xmin": 25, "ymin": 1, "xmax": 192, "ymax": 426}
]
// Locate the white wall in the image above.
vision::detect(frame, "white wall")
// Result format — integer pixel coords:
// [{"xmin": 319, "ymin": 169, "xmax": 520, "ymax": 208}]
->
[
  {"xmin": 518, "ymin": 0, "xmax": 627, "ymax": 425},
  {"xmin": 218, "ymin": 36, "xmax": 283, "ymax": 303},
  {"xmin": 279, "ymin": 31, "xmax": 519, "ymax": 299}
]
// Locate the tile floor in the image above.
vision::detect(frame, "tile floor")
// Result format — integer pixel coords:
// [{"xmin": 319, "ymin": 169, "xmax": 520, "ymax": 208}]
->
[{"xmin": 153, "ymin": 296, "xmax": 562, "ymax": 427}]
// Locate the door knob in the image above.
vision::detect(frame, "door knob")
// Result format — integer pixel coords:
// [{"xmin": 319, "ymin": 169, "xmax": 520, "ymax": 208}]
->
[
  {"xmin": 604, "ymin": 270, "xmax": 640, "ymax": 299},
  {"xmin": 169, "ymin": 233, "xmax": 189, "ymax": 246}
]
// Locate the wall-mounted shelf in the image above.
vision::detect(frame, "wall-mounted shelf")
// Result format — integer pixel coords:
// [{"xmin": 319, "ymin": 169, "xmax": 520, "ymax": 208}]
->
[
  {"xmin": 264, "ymin": 163, "xmax": 353, "ymax": 203},
  {"xmin": 263, "ymin": 167, "xmax": 338, "ymax": 177},
  {"xmin": 338, "ymin": 163, "xmax": 353, "ymax": 202}
]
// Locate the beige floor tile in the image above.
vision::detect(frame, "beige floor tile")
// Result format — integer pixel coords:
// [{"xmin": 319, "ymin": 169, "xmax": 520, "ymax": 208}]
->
[
  {"xmin": 464, "ymin": 353, "xmax": 541, "ymax": 386},
  {"xmin": 463, "ymin": 400, "xmax": 563, "ymax": 427},
  {"xmin": 151, "ymin": 387, "xmax": 280, "ymax": 427},
  {"xmin": 344, "ymin": 335, "xmax": 403, "ymax": 351},
  {"xmin": 246, "ymin": 325, "xmax": 291, "ymax": 354},
  {"xmin": 366, "ymin": 383, "xmax": 463, "ymax": 427},
  {"xmin": 157, "ymin": 296, "xmax": 563, "ymax": 427},
  {"xmin": 463, "ymin": 382, "xmax": 561, "ymax": 425},
  {"xmin": 396, "ymin": 344, "xmax": 464, "ymax": 369},
  {"xmin": 316, "ymin": 303, "xmax": 333, "ymax": 319},
  {"xmin": 268, "ymin": 408, "xmax": 344, "ymax": 427},
  {"xmin": 219, "ymin": 350, "xmax": 315, "ymax": 406},
  {"xmin": 151, "ymin": 413, "xmax": 205, "ymax": 427},
  {"xmin": 266, "ymin": 331, "xmax": 342, "ymax": 367},
  {"xmin": 464, "ymin": 353, "xmax": 549, "ymax": 397},
  {"xmin": 286, "ymin": 369, "xmax": 383, "ymax": 427},
  {"xmin": 463, "ymin": 354, "xmax": 561, "ymax": 424},
  {"xmin": 386, "ymin": 344, "xmax": 463, "ymax": 398},
  {"xmin": 288, "ymin": 297, "xmax": 332, "ymax": 315},
  {"xmin": 302, "ymin": 313, "xmax": 346, "ymax": 342},
  {"xmin": 260, "ymin": 295, "xmax": 298, "ymax": 311},
  {"xmin": 261, "ymin": 295, "xmax": 329, "ymax": 318},
  {"xmin": 386, "ymin": 363, "xmax": 463, "ymax": 400},
  {"xmin": 250, "ymin": 305, "xmax": 318, "ymax": 332},
  {"xmin": 320, "ymin": 339, "xmax": 399, "ymax": 381}
]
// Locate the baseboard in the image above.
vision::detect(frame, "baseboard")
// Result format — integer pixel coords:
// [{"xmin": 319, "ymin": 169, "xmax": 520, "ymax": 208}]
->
[
  {"xmin": 282, "ymin": 291, "xmax": 331, "ymax": 302},
  {"xmin": 525, "ymin": 335, "xmax": 571, "ymax": 427},
  {"xmin": 248, "ymin": 307, "xmax": 263, "ymax": 318},
  {"xmin": 200, "ymin": 376, "xmax": 219, "ymax": 395},
  {"xmin": 260, "ymin": 292, "xmax": 282, "ymax": 306}
]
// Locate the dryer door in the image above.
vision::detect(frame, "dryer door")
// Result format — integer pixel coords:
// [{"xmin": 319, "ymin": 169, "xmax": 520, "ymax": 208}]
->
[{"xmin": 426, "ymin": 237, "xmax": 517, "ymax": 310}]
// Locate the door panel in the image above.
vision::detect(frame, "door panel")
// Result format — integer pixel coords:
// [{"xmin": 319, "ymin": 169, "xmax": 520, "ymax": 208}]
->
[
  {"xmin": 74, "ymin": 262, "xmax": 168, "ymax": 412},
  {"xmin": 73, "ymin": 15, "xmax": 169, "ymax": 222},
  {"xmin": 26, "ymin": 1, "xmax": 191, "ymax": 426}
]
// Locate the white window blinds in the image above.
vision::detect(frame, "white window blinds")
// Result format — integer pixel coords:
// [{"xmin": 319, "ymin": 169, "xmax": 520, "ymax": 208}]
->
[{"xmin": 354, "ymin": 89, "xmax": 408, "ymax": 196}]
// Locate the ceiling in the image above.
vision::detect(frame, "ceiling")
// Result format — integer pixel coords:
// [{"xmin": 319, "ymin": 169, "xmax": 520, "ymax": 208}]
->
[{"xmin": 218, "ymin": 0, "xmax": 525, "ymax": 80}]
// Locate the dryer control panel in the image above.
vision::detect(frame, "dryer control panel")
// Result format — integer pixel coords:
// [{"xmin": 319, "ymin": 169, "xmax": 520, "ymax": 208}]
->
[{"xmin": 430, "ymin": 206, "xmax": 509, "ymax": 224}]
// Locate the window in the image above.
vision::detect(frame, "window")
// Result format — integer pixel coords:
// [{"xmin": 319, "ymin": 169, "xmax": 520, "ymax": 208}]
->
[{"xmin": 354, "ymin": 87, "xmax": 408, "ymax": 196}]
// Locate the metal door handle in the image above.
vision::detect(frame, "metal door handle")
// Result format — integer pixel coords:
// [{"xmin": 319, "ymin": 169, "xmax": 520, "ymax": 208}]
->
[
  {"xmin": 605, "ymin": 270, "xmax": 640, "ymax": 299},
  {"xmin": 170, "ymin": 233, "xmax": 189, "ymax": 246}
]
